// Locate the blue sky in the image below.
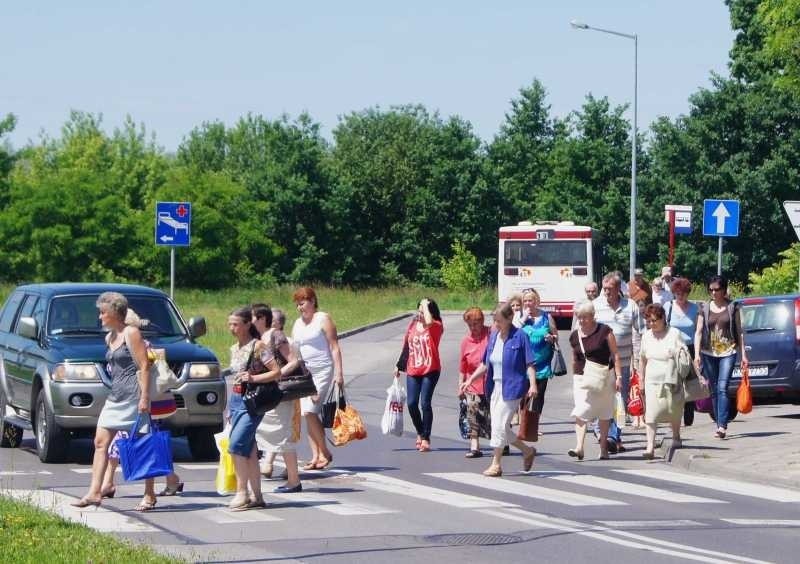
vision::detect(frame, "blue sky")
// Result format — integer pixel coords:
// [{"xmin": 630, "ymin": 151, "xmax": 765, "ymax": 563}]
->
[{"xmin": 2, "ymin": 1, "xmax": 736, "ymax": 151}]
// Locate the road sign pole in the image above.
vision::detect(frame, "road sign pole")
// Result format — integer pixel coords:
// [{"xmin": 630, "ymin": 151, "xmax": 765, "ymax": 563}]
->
[
  {"xmin": 717, "ymin": 237, "xmax": 723, "ymax": 275},
  {"xmin": 668, "ymin": 210, "xmax": 676, "ymax": 267},
  {"xmin": 170, "ymin": 247, "xmax": 175, "ymax": 300}
]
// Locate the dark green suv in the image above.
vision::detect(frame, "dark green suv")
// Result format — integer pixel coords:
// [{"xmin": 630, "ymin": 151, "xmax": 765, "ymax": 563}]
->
[{"xmin": 0, "ymin": 283, "xmax": 225, "ymax": 462}]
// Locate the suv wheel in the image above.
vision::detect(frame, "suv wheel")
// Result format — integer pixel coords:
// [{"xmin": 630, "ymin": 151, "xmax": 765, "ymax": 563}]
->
[
  {"xmin": 186, "ymin": 426, "xmax": 219, "ymax": 461},
  {"xmin": 34, "ymin": 389, "xmax": 68, "ymax": 463},
  {"xmin": 0, "ymin": 387, "xmax": 23, "ymax": 448}
]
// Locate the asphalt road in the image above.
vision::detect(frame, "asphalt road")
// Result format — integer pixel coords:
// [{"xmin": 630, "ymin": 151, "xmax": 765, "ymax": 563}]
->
[{"xmin": 2, "ymin": 313, "xmax": 799, "ymax": 563}]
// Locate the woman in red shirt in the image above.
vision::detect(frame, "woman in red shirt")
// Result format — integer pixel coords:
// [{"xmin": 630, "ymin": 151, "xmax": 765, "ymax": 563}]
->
[
  {"xmin": 394, "ymin": 298, "xmax": 443, "ymax": 452},
  {"xmin": 459, "ymin": 307, "xmax": 490, "ymax": 458}
]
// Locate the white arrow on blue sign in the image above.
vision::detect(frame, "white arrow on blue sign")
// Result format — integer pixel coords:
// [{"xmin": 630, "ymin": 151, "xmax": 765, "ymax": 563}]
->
[
  {"xmin": 702, "ymin": 199, "xmax": 739, "ymax": 237},
  {"xmin": 155, "ymin": 202, "xmax": 191, "ymax": 246}
]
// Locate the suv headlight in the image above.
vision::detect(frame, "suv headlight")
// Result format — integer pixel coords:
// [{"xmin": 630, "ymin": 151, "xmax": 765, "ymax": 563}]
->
[
  {"xmin": 187, "ymin": 363, "xmax": 221, "ymax": 380},
  {"xmin": 52, "ymin": 363, "xmax": 101, "ymax": 382}
]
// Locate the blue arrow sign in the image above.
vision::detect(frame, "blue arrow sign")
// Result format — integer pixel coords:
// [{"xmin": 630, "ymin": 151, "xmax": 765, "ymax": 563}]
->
[
  {"xmin": 702, "ymin": 199, "xmax": 739, "ymax": 237},
  {"xmin": 155, "ymin": 202, "xmax": 191, "ymax": 246}
]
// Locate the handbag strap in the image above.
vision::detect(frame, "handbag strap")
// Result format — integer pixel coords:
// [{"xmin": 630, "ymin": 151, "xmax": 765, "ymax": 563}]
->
[
  {"xmin": 578, "ymin": 331, "xmax": 587, "ymax": 357},
  {"xmin": 129, "ymin": 412, "xmax": 154, "ymax": 436}
]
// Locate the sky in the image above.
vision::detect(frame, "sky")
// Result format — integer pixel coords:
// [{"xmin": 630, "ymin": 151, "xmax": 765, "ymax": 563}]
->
[{"xmin": 2, "ymin": 1, "xmax": 737, "ymax": 152}]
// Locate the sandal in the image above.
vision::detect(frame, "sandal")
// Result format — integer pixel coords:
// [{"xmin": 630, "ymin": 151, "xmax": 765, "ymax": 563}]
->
[
  {"xmin": 136, "ymin": 498, "xmax": 157, "ymax": 512},
  {"xmin": 523, "ymin": 448, "xmax": 536, "ymax": 472},
  {"xmin": 567, "ymin": 449, "xmax": 585, "ymax": 461},
  {"xmin": 415, "ymin": 437, "xmax": 422, "ymax": 449},
  {"xmin": 302, "ymin": 460, "xmax": 318, "ymax": 471},
  {"xmin": 418, "ymin": 440, "xmax": 431, "ymax": 453},
  {"xmin": 228, "ymin": 493, "xmax": 250, "ymax": 510},
  {"xmin": 232, "ymin": 496, "xmax": 266, "ymax": 511},
  {"xmin": 70, "ymin": 497, "xmax": 101, "ymax": 508},
  {"xmin": 642, "ymin": 450, "xmax": 655, "ymax": 460},
  {"xmin": 157, "ymin": 482, "xmax": 184, "ymax": 497},
  {"xmin": 313, "ymin": 456, "xmax": 333, "ymax": 469},
  {"xmin": 482, "ymin": 466, "xmax": 502, "ymax": 477},
  {"xmin": 260, "ymin": 463, "xmax": 274, "ymax": 478},
  {"xmin": 100, "ymin": 487, "xmax": 116, "ymax": 499}
]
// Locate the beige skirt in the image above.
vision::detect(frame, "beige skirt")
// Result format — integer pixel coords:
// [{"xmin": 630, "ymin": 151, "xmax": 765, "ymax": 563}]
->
[
  {"xmin": 570, "ymin": 376, "xmax": 614, "ymax": 421},
  {"xmin": 644, "ymin": 381, "xmax": 685, "ymax": 424},
  {"xmin": 256, "ymin": 400, "xmax": 300, "ymax": 454}
]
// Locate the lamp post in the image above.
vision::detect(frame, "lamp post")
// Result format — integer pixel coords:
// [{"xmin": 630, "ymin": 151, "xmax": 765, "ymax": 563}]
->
[{"xmin": 570, "ymin": 20, "xmax": 638, "ymax": 282}]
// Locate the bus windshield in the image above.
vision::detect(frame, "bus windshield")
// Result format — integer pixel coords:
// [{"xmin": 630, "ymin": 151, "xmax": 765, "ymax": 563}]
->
[{"xmin": 504, "ymin": 240, "xmax": 588, "ymax": 267}]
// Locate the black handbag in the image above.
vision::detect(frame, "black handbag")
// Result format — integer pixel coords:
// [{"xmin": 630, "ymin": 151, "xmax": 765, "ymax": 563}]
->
[
  {"xmin": 241, "ymin": 343, "xmax": 282, "ymax": 416},
  {"xmin": 550, "ymin": 344, "xmax": 567, "ymax": 376},
  {"xmin": 321, "ymin": 384, "xmax": 346, "ymax": 429},
  {"xmin": 272, "ymin": 335, "xmax": 317, "ymax": 401}
]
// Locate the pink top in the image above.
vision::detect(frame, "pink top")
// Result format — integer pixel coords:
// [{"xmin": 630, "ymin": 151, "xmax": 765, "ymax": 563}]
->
[
  {"xmin": 460, "ymin": 327, "xmax": 489, "ymax": 394},
  {"xmin": 405, "ymin": 320, "xmax": 444, "ymax": 377}
]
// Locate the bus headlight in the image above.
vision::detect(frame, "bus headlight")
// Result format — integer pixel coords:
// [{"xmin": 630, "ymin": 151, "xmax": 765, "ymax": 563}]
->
[
  {"xmin": 52, "ymin": 363, "xmax": 101, "ymax": 382},
  {"xmin": 187, "ymin": 363, "xmax": 221, "ymax": 380}
]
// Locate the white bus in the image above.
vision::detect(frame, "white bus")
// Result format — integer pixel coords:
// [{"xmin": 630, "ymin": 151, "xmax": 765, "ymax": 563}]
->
[{"xmin": 498, "ymin": 221, "xmax": 604, "ymax": 323}]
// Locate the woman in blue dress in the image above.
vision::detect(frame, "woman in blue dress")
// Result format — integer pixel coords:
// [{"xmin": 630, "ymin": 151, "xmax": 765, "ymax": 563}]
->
[{"xmin": 520, "ymin": 289, "xmax": 559, "ymax": 416}]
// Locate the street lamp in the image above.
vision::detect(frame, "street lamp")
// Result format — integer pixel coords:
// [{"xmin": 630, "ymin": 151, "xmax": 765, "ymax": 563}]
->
[{"xmin": 570, "ymin": 19, "xmax": 638, "ymax": 282}]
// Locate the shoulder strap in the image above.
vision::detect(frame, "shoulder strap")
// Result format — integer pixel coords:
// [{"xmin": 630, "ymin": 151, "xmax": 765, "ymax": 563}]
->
[{"xmin": 666, "ymin": 300, "xmax": 674, "ymax": 324}]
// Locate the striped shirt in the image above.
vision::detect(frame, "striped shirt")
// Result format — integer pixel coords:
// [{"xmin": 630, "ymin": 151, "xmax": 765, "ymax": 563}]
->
[{"xmin": 592, "ymin": 295, "xmax": 638, "ymax": 368}]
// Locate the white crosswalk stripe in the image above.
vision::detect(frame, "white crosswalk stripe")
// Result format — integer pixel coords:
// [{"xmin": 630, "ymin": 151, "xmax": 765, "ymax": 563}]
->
[
  {"xmin": 615, "ymin": 469, "xmax": 800, "ymax": 503},
  {"xmin": 427, "ymin": 472, "xmax": 626, "ymax": 507},
  {"xmin": 722, "ymin": 519, "xmax": 800, "ymax": 527},
  {"xmin": 597, "ymin": 520, "xmax": 707, "ymax": 529},
  {"xmin": 263, "ymin": 490, "xmax": 399, "ymax": 516},
  {"xmin": 549, "ymin": 474, "xmax": 726, "ymax": 504}
]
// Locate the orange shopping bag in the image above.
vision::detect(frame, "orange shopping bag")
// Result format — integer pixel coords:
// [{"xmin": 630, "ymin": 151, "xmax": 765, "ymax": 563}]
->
[
  {"xmin": 332, "ymin": 404, "xmax": 367, "ymax": 446},
  {"xmin": 736, "ymin": 366, "xmax": 753, "ymax": 414}
]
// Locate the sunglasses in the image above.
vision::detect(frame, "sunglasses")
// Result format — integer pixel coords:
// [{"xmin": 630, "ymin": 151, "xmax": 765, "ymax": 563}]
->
[{"xmin": 709, "ymin": 287, "xmax": 723, "ymax": 292}]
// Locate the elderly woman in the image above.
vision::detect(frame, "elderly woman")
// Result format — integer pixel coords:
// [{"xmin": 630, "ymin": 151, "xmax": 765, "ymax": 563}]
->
[
  {"xmin": 568, "ymin": 302, "xmax": 622, "ymax": 460},
  {"xmin": 394, "ymin": 298, "xmax": 444, "ymax": 452},
  {"xmin": 460, "ymin": 304, "xmax": 537, "ymax": 477},
  {"xmin": 292, "ymin": 287, "xmax": 344, "ymax": 469},
  {"xmin": 72, "ymin": 292, "xmax": 152, "ymax": 508},
  {"xmin": 252, "ymin": 303, "xmax": 303, "ymax": 493},
  {"xmin": 520, "ymin": 289, "xmax": 559, "ymax": 416},
  {"xmin": 640, "ymin": 303, "xmax": 690, "ymax": 458},
  {"xmin": 226, "ymin": 307, "xmax": 281, "ymax": 510},
  {"xmin": 664, "ymin": 278, "xmax": 702, "ymax": 426},
  {"xmin": 694, "ymin": 275, "xmax": 748, "ymax": 439},
  {"xmin": 508, "ymin": 293, "xmax": 524, "ymax": 328},
  {"xmin": 458, "ymin": 307, "xmax": 490, "ymax": 458}
]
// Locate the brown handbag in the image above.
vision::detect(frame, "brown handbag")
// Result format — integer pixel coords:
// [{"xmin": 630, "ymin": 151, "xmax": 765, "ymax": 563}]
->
[{"xmin": 516, "ymin": 396, "xmax": 539, "ymax": 442}]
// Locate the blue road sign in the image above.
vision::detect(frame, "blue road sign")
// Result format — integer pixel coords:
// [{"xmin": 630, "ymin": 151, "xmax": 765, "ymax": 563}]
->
[
  {"xmin": 155, "ymin": 202, "xmax": 191, "ymax": 246},
  {"xmin": 702, "ymin": 199, "xmax": 740, "ymax": 237}
]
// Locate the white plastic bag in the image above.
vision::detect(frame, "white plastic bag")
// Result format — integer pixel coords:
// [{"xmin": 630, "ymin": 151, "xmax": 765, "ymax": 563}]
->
[
  {"xmin": 614, "ymin": 391, "xmax": 627, "ymax": 427},
  {"xmin": 381, "ymin": 378, "xmax": 406, "ymax": 437}
]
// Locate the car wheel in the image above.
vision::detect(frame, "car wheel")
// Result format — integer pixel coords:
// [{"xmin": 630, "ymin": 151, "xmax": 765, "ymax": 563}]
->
[
  {"xmin": 34, "ymin": 389, "xmax": 68, "ymax": 463},
  {"xmin": 0, "ymin": 387, "xmax": 23, "ymax": 448},
  {"xmin": 186, "ymin": 426, "xmax": 219, "ymax": 461}
]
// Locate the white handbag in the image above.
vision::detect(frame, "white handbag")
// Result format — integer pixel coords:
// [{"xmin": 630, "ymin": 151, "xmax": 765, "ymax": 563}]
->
[{"xmin": 577, "ymin": 333, "xmax": 611, "ymax": 393}]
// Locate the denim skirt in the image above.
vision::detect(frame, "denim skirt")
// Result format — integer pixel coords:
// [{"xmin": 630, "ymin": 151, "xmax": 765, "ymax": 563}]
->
[{"xmin": 228, "ymin": 393, "xmax": 265, "ymax": 457}]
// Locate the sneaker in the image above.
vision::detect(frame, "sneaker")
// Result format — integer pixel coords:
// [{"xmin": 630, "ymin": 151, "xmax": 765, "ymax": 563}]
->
[{"xmin": 606, "ymin": 439, "xmax": 618, "ymax": 454}]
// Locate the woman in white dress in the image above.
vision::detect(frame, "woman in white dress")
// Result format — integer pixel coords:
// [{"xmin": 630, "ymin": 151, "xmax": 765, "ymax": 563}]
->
[
  {"xmin": 291, "ymin": 287, "xmax": 344, "ymax": 470},
  {"xmin": 640, "ymin": 303, "xmax": 690, "ymax": 458}
]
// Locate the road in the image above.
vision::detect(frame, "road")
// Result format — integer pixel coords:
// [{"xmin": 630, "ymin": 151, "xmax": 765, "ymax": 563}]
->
[{"xmin": 1, "ymin": 314, "xmax": 799, "ymax": 563}]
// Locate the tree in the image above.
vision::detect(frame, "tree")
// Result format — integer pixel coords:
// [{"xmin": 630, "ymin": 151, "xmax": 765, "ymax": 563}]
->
[
  {"xmin": 748, "ymin": 243, "xmax": 800, "ymax": 294},
  {"xmin": 757, "ymin": 0, "xmax": 800, "ymax": 97},
  {"xmin": 0, "ymin": 113, "xmax": 16, "ymax": 209}
]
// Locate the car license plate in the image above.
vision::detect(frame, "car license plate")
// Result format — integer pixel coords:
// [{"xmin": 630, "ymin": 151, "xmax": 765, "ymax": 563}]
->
[{"xmin": 733, "ymin": 365, "xmax": 768, "ymax": 377}]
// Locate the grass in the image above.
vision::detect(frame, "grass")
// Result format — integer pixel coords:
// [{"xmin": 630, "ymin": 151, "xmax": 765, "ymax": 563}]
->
[{"xmin": 0, "ymin": 495, "xmax": 185, "ymax": 563}]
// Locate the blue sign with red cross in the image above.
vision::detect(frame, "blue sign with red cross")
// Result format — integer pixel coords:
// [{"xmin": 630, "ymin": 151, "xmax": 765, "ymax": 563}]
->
[{"xmin": 155, "ymin": 202, "xmax": 191, "ymax": 246}]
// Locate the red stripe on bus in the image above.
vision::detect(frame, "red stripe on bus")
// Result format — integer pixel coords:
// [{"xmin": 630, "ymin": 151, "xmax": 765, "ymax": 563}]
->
[{"xmin": 498, "ymin": 231, "xmax": 592, "ymax": 239}]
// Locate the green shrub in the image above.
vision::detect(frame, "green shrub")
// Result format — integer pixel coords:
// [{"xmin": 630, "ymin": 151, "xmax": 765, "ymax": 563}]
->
[
  {"xmin": 440, "ymin": 241, "xmax": 481, "ymax": 292},
  {"xmin": 748, "ymin": 243, "xmax": 800, "ymax": 295}
]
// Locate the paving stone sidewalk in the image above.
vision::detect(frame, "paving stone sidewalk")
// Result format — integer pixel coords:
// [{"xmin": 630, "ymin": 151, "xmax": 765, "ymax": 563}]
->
[{"xmin": 656, "ymin": 403, "xmax": 800, "ymax": 491}]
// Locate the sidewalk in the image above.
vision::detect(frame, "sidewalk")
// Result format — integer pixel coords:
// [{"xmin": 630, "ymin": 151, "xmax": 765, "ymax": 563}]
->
[{"xmin": 655, "ymin": 403, "xmax": 800, "ymax": 490}]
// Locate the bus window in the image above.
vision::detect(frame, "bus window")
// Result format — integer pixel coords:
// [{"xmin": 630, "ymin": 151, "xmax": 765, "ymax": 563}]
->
[{"xmin": 504, "ymin": 241, "xmax": 588, "ymax": 267}]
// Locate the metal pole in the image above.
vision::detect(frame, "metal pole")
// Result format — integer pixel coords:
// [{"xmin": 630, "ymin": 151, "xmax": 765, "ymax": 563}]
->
[
  {"xmin": 170, "ymin": 247, "xmax": 175, "ymax": 300},
  {"xmin": 630, "ymin": 33, "xmax": 638, "ymax": 283},
  {"xmin": 717, "ymin": 237, "xmax": 723, "ymax": 276},
  {"xmin": 668, "ymin": 210, "xmax": 675, "ymax": 267}
]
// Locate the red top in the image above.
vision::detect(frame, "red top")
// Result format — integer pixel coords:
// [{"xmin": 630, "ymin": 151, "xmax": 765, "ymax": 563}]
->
[
  {"xmin": 405, "ymin": 320, "xmax": 444, "ymax": 377},
  {"xmin": 460, "ymin": 327, "xmax": 489, "ymax": 394}
]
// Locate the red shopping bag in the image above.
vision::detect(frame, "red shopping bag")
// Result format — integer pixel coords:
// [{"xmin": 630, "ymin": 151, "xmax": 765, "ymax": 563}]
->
[
  {"xmin": 736, "ymin": 366, "xmax": 753, "ymax": 414},
  {"xmin": 627, "ymin": 369, "xmax": 644, "ymax": 417}
]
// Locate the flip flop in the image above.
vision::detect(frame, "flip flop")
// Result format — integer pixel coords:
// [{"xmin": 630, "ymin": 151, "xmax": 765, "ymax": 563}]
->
[
  {"xmin": 567, "ymin": 449, "xmax": 585, "ymax": 461},
  {"xmin": 136, "ymin": 498, "xmax": 157, "ymax": 512}
]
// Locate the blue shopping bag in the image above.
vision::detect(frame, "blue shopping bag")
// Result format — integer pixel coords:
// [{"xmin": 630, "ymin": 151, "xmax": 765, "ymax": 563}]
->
[{"xmin": 117, "ymin": 413, "xmax": 173, "ymax": 482}]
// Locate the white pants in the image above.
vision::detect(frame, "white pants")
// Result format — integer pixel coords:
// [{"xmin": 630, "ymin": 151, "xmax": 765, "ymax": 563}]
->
[{"xmin": 489, "ymin": 386, "xmax": 519, "ymax": 448}]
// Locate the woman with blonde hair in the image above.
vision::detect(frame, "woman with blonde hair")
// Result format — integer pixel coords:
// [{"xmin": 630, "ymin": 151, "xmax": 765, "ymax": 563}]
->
[{"xmin": 568, "ymin": 301, "xmax": 622, "ymax": 460}]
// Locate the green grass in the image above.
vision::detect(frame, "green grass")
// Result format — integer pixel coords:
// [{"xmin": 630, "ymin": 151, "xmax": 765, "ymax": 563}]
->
[
  {"xmin": 0, "ymin": 495, "xmax": 185, "ymax": 563},
  {"xmin": 174, "ymin": 285, "xmax": 498, "ymax": 361}
]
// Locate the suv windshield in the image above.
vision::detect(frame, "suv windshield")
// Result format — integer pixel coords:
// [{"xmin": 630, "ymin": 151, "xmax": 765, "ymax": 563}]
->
[{"xmin": 48, "ymin": 295, "xmax": 186, "ymax": 337}]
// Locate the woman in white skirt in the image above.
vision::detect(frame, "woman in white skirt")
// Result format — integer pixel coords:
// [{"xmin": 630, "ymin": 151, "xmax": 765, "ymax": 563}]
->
[
  {"xmin": 72, "ymin": 292, "xmax": 151, "ymax": 508},
  {"xmin": 460, "ymin": 304, "xmax": 537, "ymax": 477},
  {"xmin": 252, "ymin": 303, "xmax": 303, "ymax": 493},
  {"xmin": 292, "ymin": 287, "xmax": 344, "ymax": 470},
  {"xmin": 567, "ymin": 302, "xmax": 622, "ymax": 460},
  {"xmin": 640, "ymin": 303, "xmax": 690, "ymax": 458}
]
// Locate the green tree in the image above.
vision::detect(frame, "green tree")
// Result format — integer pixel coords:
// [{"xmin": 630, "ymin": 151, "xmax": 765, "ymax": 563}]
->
[
  {"xmin": 0, "ymin": 113, "xmax": 16, "ymax": 209},
  {"xmin": 749, "ymin": 243, "xmax": 800, "ymax": 294},
  {"xmin": 757, "ymin": 0, "xmax": 800, "ymax": 97}
]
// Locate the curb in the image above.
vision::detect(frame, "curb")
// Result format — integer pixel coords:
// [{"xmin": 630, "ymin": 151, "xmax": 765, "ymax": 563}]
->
[
  {"xmin": 338, "ymin": 312, "xmax": 413, "ymax": 340},
  {"xmin": 658, "ymin": 436, "xmax": 800, "ymax": 491}
]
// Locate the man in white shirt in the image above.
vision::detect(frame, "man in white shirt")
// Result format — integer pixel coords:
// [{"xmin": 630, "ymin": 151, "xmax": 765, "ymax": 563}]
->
[
  {"xmin": 592, "ymin": 272, "xmax": 639, "ymax": 452},
  {"xmin": 651, "ymin": 277, "xmax": 674, "ymax": 305},
  {"xmin": 661, "ymin": 265, "xmax": 676, "ymax": 292}
]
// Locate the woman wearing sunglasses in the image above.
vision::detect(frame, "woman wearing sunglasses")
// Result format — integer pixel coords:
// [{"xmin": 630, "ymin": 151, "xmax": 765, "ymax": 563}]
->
[{"xmin": 693, "ymin": 275, "xmax": 748, "ymax": 439}]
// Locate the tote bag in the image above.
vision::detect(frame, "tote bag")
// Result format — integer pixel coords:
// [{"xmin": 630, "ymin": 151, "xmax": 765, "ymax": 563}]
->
[
  {"xmin": 117, "ymin": 414, "xmax": 173, "ymax": 482},
  {"xmin": 737, "ymin": 366, "xmax": 753, "ymax": 414},
  {"xmin": 550, "ymin": 344, "xmax": 568, "ymax": 377},
  {"xmin": 516, "ymin": 396, "xmax": 539, "ymax": 442},
  {"xmin": 577, "ymin": 334, "xmax": 611, "ymax": 393}
]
